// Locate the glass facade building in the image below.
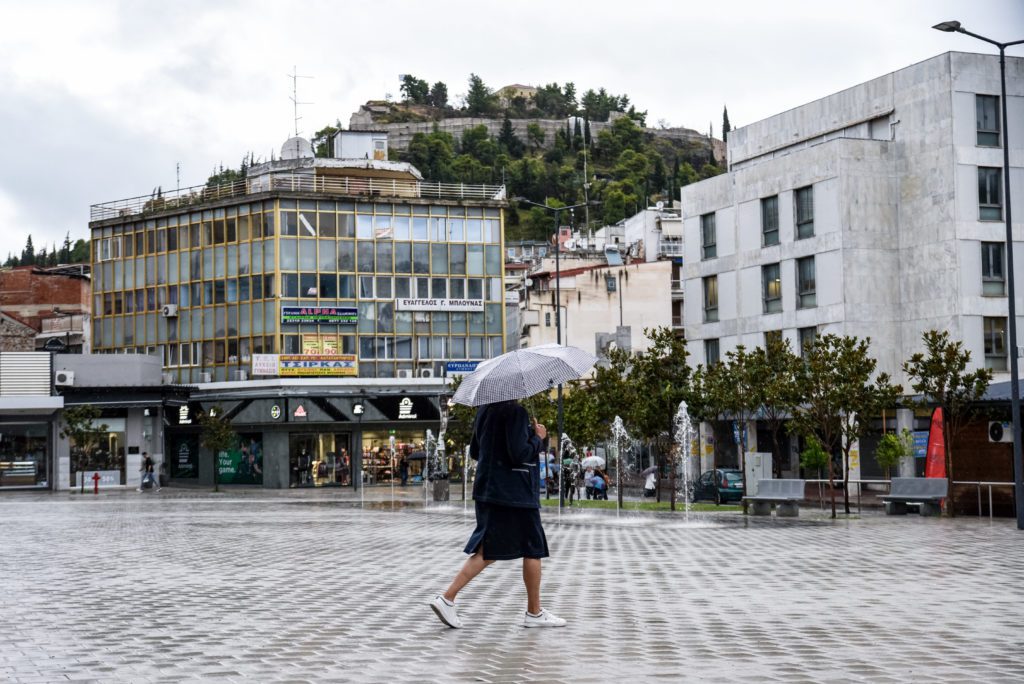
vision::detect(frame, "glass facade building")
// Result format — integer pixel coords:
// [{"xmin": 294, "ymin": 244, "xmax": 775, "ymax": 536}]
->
[{"xmin": 89, "ymin": 195, "xmax": 507, "ymax": 382}]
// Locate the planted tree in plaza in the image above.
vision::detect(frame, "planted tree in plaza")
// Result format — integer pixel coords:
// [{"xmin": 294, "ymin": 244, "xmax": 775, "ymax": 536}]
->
[
  {"xmin": 788, "ymin": 334, "xmax": 898, "ymax": 518},
  {"xmin": 627, "ymin": 327, "xmax": 691, "ymax": 510},
  {"xmin": 751, "ymin": 337, "xmax": 804, "ymax": 477},
  {"xmin": 902, "ymin": 330, "xmax": 992, "ymax": 515},
  {"xmin": 800, "ymin": 436, "xmax": 829, "ymax": 509},
  {"xmin": 197, "ymin": 405, "xmax": 234, "ymax": 493},
  {"xmin": 60, "ymin": 404, "xmax": 109, "ymax": 482},
  {"xmin": 875, "ymin": 429, "xmax": 914, "ymax": 481}
]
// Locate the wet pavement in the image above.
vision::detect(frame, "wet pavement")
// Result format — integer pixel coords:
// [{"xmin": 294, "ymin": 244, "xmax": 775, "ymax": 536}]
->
[{"xmin": 1, "ymin": 487, "xmax": 1022, "ymax": 682}]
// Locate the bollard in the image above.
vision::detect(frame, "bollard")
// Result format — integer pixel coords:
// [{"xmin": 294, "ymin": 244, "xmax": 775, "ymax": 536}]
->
[{"xmin": 92, "ymin": 472, "xmax": 101, "ymax": 495}]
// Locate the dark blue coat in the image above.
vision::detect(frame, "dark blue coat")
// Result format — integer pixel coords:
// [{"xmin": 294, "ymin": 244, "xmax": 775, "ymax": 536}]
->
[{"xmin": 470, "ymin": 401, "xmax": 543, "ymax": 508}]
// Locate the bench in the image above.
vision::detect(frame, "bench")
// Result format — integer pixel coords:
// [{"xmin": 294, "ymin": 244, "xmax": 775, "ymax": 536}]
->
[
  {"xmin": 882, "ymin": 477, "xmax": 948, "ymax": 517},
  {"xmin": 744, "ymin": 479, "xmax": 805, "ymax": 517}
]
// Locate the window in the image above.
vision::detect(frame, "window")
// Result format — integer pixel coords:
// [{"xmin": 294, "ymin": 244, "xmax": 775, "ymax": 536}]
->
[
  {"xmin": 796, "ymin": 256, "xmax": 816, "ymax": 308},
  {"xmin": 762, "ymin": 263, "xmax": 782, "ymax": 313},
  {"xmin": 984, "ymin": 317, "xmax": 1007, "ymax": 371},
  {"xmin": 703, "ymin": 275, "xmax": 718, "ymax": 322},
  {"xmin": 982, "ymin": 242, "xmax": 1006, "ymax": 296},
  {"xmin": 798, "ymin": 326, "xmax": 817, "ymax": 358},
  {"xmin": 795, "ymin": 186, "xmax": 814, "ymax": 239},
  {"xmin": 764, "ymin": 330, "xmax": 783, "ymax": 348},
  {"xmin": 704, "ymin": 338, "xmax": 720, "ymax": 365},
  {"xmin": 761, "ymin": 196, "xmax": 779, "ymax": 246},
  {"xmin": 545, "ymin": 312, "xmax": 551, "ymax": 327},
  {"xmin": 979, "ymin": 167, "xmax": 1003, "ymax": 221},
  {"xmin": 701, "ymin": 213, "xmax": 716, "ymax": 259},
  {"xmin": 976, "ymin": 95, "xmax": 1000, "ymax": 147}
]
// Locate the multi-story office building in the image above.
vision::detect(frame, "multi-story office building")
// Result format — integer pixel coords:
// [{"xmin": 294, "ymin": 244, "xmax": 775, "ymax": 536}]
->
[
  {"xmin": 88, "ymin": 132, "xmax": 507, "ymax": 488},
  {"xmin": 681, "ymin": 51, "xmax": 1022, "ymax": 389}
]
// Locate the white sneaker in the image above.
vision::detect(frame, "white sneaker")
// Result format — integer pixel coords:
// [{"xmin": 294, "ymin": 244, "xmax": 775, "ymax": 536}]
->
[
  {"xmin": 523, "ymin": 608, "xmax": 566, "ymax": 628},
  {"xmin": 429, "ymin": 595, "xmax": 463, "ymax": 629}
]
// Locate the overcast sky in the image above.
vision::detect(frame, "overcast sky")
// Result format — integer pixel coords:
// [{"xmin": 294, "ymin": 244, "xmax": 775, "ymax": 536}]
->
[{"xmin": 0, "ymin": 0, "xmax": 1021, "ymax": 260}]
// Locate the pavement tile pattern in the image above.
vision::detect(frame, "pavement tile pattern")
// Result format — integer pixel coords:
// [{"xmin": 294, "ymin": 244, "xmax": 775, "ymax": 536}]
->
[{"xmin": 1, "ymin": 490, "xmax": 1023, "ymax": 682}]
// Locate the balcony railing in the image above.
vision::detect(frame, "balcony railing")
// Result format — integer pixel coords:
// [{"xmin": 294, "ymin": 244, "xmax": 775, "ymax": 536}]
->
[{"xmin": 91, "ymin": 175, "xmax": 507, "ymax": 222}]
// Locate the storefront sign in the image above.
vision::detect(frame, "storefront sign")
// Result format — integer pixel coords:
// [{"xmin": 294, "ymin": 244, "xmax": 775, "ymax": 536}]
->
[
  {"xmin": 395, "ymin": 298, "xmax": 484, "ymax": 312},
  {"xmin": 398, "ymin": 397, "xmax": 417, "ymax": 420},
  {"xmin": 282, "ymin": 306, "xmax": 358, "ymax": 325},
  {"xmin": 270, "ymin": 405, "xmax": 282, "ymax": 420},
  {"xmin": 177, "ymin": 405, "xmax": 192, "ymax": 425},
  {"xmin": 446, "ymin": 361, "xmax": 480, "ymax": 375},
  {"xmin": 217, "ymin": 433, "xmax": 263, "ymax": 485},
  {"xmin": 252, "ymin": 354, "xmax": 279, "ymax": 376},
  {"xmin": 280, "ymin": 355, "xmax": 358, "ymax": 377},
  {"xmin": 294, "ymin": 404, "xmax": 307, "ymax": 419},
  {"xmin": 912, "ymin": 431, "xmax": 928, "ymax": 459},
  {"xmin": 301, "ymin": 334, "xmax": 341, "ymax": 355},
  {"xmin": 505, "ymin": 291, "xmax": 520, "ymax": 304},
  {"xmin": 172, "ymin": 439, "xmax": 198, "ymax": 479}
]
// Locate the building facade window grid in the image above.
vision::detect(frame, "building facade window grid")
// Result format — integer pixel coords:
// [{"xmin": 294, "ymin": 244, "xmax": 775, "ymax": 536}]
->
[
  {"xmin": 984, "ymin": 316, "xmax": 1008, "ymax": 371},
  {"xmin": 90, "ymin": 199, "xmax": 504, "ymax": 381},
  {"xmin": 978, "ymin": 167, "xmax": 1003, "ymax": 221},
  {"xmin": 976, "ymin": 94, "xmax": 1001, "ymax": 147},
  {"xmin": 795, "ymin": 186, "xmax": 814, "ymax": 239},
  {"xmin": 762, "ymin": 263, "xmax": 782, "ymax": 313},
  {"xmin": 798, "ymin": 326, "xmax": 817, "ymax": 358},
  {"xmin": 796, "ymin": 256, "xmax": 816, "ymax": 309},
  {"xmin": 981, "ymin": 242, "xmax": 1006, "ymax": 296},
  {"xmin": 703, "ymin": 275, "xmax": 718, "ymax": 322},
  {"xmin": 701, "ymin": 213, "xmax": 716, "ymax": 260},
  {"xmin": 761, "ymin": 195, "xmax": 779, "ymax": 246}
]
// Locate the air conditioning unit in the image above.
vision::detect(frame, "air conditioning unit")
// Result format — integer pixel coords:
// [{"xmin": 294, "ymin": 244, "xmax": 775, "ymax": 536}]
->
[
  {"xmin": 418, "ymin": 368, "xmax": 435, "ymax": 378},
  {"xmin": 396, "ymin": 369, "xmax": 413, "ymax": 379},
  {"xmin": 55, "ymin": 370, "xmax": 75, "ymax": 387},
  {"xmin": 988, "ymin": 421, "xmax": 1013, "ymax": 443},
  {"xmin": 199, "ymin": 372, "xmax": 212, "ymax": 383},
  {"xmin": 229, "ymin": 370, "xmax": 248, "ymax": 382},
  {"xmin": 160, "ymin": 304, "xmax": 178, "ymax": 318}
]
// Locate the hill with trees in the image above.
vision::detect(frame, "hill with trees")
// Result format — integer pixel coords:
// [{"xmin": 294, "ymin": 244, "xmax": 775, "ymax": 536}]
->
[
  {"xmin": 308, "ymin": 74, "xmax": 726, "ymax": 240},
  {"xmin": 3, "ymin": 233, "xmax": 89, "ymax": 268}
]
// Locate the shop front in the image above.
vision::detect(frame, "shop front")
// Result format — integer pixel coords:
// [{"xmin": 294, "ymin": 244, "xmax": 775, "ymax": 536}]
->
[
  {"xmin": 0, "ymin": 421, "xmax": 52, "ymax": 489},
  {"xmin": 169, "ymin": 391, "xmax": 443, "ymax": 489}
]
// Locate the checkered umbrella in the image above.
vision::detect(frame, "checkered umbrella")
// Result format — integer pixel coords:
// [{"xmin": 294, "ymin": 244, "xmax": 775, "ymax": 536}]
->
[{"xmin": 452, "ymin": 343, "xmax": 597, "ymax": 407}]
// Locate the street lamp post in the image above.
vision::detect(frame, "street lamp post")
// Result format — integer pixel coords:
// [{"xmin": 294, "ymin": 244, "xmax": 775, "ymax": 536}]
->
[
  {"xmin": 514, "ymin": 197, "xmax": 596, "ymax": 507},
  {"xmin": 933, "ymin": 21, "xmax": 1024, "ymax": 529}
]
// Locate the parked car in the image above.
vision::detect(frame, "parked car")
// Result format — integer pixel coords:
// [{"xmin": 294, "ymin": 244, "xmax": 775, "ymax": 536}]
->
[{"xmin": 689, "ymin": 468, "xmax": 744, "ymax": 504}]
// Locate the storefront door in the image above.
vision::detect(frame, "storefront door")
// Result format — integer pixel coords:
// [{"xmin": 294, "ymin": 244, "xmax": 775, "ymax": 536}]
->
[{"xmin": 289, "ymin": 433, "xmax": 354, "ymax": 488}]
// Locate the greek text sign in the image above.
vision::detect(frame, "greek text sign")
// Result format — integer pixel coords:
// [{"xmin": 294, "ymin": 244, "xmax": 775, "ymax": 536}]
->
[
  {"xmin": 395, "ymin": 298, "xmax": 484, "ymax": 312},
  {"xmin": 279, "ymin": 355, "xmax": 358, "ymax": 377},
  {"xmin": 281, "ymin": 306, "xmax": 358, "ymax": 324}
]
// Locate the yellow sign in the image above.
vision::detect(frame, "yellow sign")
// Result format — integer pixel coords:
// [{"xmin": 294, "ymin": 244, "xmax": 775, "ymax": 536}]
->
[
  {"xmin": 279, "ymin": 355, "xmax": 358, "ymax": 377},
  {"xmin": 301, "ymin": 334, "xmax": 342, "ymax": 356}
]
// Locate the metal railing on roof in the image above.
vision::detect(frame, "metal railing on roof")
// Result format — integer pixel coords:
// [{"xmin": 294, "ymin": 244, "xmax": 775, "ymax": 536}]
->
[{"xmin": 90, "ymin": 175, "xmax": 507, "ymax": 222}]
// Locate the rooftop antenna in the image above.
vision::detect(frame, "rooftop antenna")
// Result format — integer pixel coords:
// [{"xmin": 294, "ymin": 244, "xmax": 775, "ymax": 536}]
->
[
  {"xmin": 176, "ymin": 162, "xmax": 180, "ymax": 193},
  {"xmin": 288, "ymin": 65, "xmax": 314, "ymax": 137}
]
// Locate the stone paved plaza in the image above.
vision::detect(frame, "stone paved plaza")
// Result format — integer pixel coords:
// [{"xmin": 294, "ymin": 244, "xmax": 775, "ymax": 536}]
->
[{"xmin": 1, "ymin": 489, "xmax": 1023, "ymax": 683}]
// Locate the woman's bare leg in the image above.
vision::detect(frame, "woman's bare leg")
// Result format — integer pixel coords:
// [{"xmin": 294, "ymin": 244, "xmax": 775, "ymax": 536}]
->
[
  {"xmin": 443, "ymin": 549, "xmax": 494, "ymax": 602},
  {"xmin": 523, "ymin": 558, "xmax": 542, "ymax": 614}
]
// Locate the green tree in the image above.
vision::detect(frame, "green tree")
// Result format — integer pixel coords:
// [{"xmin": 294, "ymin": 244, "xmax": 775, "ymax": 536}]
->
[
  {"xmin": 60, "ymin": 232, "xmax": 72, "ymax": 264},
  {"xmin": 722, "ymin": 105, "xmax": 731, "ymax": 142},
  {"xmin": 70, "ymin": 239, "xmax": 89, "ymax": 264},
  {"xmin": 497, "ymin": 115, "xmax": 525, "ymax": 158},
  {"xmin": 875, "ymin": 430, "xmax": 913, "ymax": 481},
  {"xmin": 751, "ymin": 337, "xmax": 804, "ymax": 477},
  {"xmin": 312, "ymin": 122, "xmax": 341, "ymax": 157},
  {"xmin": 60, "ymin": 405, "xmax": 109, "ymax": 483},
  {"xmin": 197, "ymin": 405, "xmax": 235, "ymax": 492},
  {"xmin": 789, "ymin": 334, "xmax": 899, "ymax": 518},
  {"xmin": 800, "ymin": 436, "xmax": 829, "ymax": 509},
  {"xmin": 465, "ymin": 73, "xmax": 498, "ymax": 116},
  {"xmin": 406, "ymin": 130, "xmax": 456, "ymax": 181},
  {"xmin": 902, "ymin": 329, "xmax": 992, "ymax": 515},
  {"xmin": 526, "ymin": 122, "xmax": 545, "ymax": 152},
  {"xmin": 460, "ymin": 125, "xmax": 498, "ymax": 165},
  {"xmin": 21, "ymin": 235, "xmax": 35, "ymax": 266},
  {"xmin": 206, "ymin": 164, "xmax": 244, "ymax": 187},
  {"xmin": 400, "ymin": 74, "xmax": 430, "ymax": 104},
  {"xmin": 428, "ymin": 81, "xmax": 449, "ymax": 109}
]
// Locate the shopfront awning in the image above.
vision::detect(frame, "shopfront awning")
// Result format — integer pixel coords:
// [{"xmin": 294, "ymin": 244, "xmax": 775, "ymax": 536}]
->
[{"xmin": 0, "ymin": 396, "xmax": 64, "ymax": 415}]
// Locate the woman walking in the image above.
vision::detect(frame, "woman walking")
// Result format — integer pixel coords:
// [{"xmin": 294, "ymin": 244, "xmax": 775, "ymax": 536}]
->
[{"xmin": 430, "ymin": 399, "xmax": 566, "ymax": 629}]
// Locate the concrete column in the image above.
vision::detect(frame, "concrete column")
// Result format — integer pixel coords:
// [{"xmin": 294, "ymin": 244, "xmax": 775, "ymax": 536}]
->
[
  {"xmin": 896, "ymin": 408, "xmax": 916, "ymax": 477},
  {"xmin": 262, "ymin": 431, "xmax": 290, "ymax": 489}
]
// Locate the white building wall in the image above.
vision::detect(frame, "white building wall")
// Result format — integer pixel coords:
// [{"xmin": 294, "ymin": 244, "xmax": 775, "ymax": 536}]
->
[{"xmin": 683, "ymin": 51, "xmax": 1023, "ymax": 386}]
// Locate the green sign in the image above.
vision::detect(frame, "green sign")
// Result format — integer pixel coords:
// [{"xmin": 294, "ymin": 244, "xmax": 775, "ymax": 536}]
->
[
  {"xmin": 217, "ymin": 433, "xmax": 264, "ymax": 485},
  {"xmin": 281, "ymin": 306, "xmax": 358, "ymax": 325}
]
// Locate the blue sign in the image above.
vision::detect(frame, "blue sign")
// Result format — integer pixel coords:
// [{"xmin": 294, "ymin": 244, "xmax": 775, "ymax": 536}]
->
[
  {"xmin": 446, "ymin": 361, "xmax": 480, "ymax": 375},
  {"xmin": 912, "ymin": 431, "xmax": 928, "ymax": 459}
]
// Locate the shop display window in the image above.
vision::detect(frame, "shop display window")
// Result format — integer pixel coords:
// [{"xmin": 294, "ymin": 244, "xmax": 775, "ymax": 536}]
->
[{"xmin": 0, "ymin": 424, "xmax": 49, "ymax": 488}]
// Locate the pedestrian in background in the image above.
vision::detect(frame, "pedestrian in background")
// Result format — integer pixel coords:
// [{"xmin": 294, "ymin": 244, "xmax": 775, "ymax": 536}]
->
[
  {"xmin": 137, "ymin": 451, "xmax": 160, "ymax": 492},
  {"xmin": 430, "ymin": 400, "xmax": 566, "ymax": 629}
]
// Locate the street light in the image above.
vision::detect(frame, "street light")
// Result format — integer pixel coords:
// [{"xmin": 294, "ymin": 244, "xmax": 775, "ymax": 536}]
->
[
  {"xmin": 513, "ymin": 196, "xmax": 598, "ymax": 507},
  {"xmin": 933, "ymin": 21, "xmax": 1024, "ymax": 529}
]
